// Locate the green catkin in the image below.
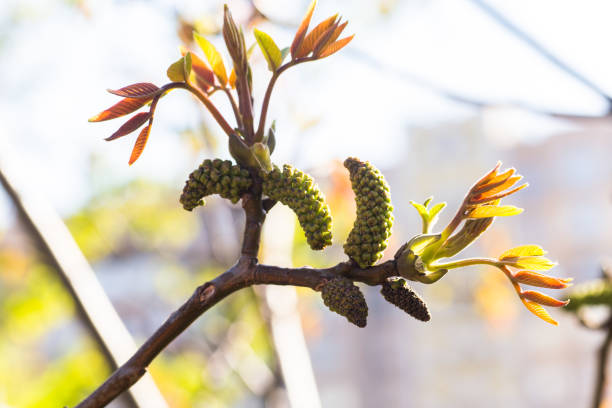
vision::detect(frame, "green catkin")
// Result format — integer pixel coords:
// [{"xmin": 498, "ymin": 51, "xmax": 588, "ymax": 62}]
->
[
  {"xmin": 261, "ymin": 164, "xmax": 332, "ymax": 250},
  {"xmin": 343, "ymin": 157, "xmax": 394, "ymax": 268},
  {"xmin": 321, "ymin": 278, "xmax": 368, "ymax": 328},
  {"xmin": 564, "ymin": 280, "xmax": 612, "ymax": 313},
  {"xmin": 380, "ymin": 278, "xmax": 430, "ymax": 321},
  {"xmin": 180, "ymin": 159, "xmax": 252, "ymax": 210}
]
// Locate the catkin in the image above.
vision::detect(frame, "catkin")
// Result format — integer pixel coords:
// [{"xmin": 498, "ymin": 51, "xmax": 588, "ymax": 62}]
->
[
  {"xmin": 381, "ymin": 278, "xmax": 430, "ymax": 321},
  {"xmin": 262, "ymin": 164, "xmax": 332, "ymax": 250},
  {"xmin": 343, "ymin": 157, "xmax": 394, "ymax": 268},
  {"xmin": 321, "ymin": 278, "xmax": 368, "ymax": 328},
  {"xmin": 180, "ymin": 159, "xmax": 252, "ymax": 210}
]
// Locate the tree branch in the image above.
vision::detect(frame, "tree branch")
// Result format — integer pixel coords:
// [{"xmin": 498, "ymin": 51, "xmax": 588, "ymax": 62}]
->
[{"xmin": 75, "ymin": 242, "xmax": 397, "ymax": 407}]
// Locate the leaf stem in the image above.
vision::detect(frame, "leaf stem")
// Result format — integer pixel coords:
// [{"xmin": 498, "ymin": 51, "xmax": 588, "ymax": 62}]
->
[
  {"xmin": 162, "ymin": 82, "xmax": 234, "ymax": 137},
  {"xmin": 221, "ymin": 87, "xmax": 242, "ymax": 129},
  {"xmin": 429, "ymin": 257, "xmax": 502, "ymax": 271},
  {"xmin": 255, "ymin": 57, "xmax": 315, "ymax": 140}
]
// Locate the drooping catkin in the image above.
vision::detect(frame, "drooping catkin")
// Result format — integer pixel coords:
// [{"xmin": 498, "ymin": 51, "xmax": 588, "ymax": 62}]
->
[
  {"xmin": 261, "ymin": 164, "xmax": 332, "ymax": 250},
  {"xmin": 343, "ymin": 157, "xmax": 393, "ymax": 268},
  {"xmin": 321, "ymin": 278, "xmax": 368, "ymax": 328},
  {"xmin": 180, "ymin": 159, "xmax": 252, "ymax": 210},
  {"xmin": 381, "ymin": 278, "xmax": 430, "ymax": 321}
]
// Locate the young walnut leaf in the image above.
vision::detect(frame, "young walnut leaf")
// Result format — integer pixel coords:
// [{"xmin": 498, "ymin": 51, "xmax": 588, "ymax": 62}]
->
[
  {"xmin": 513, "ymin": 271, "xmax": 572, "ymax": 289},
  {"xmin": 194, "ymin": 31, "xmax": 228, "ymax": 86},
  {"xmin": 105, "ymin": 112, "xmax": 151, "ymax": 141},
  {"xmin": 167, "ymin": 54, "xmax": 191, "ymax": 82},
  {"xmin": 510, "ymin": 256, "xmax": 556, "ymax": 271},
  {"xmin": 128, "ymin": 125, "xmax": 151, "ymax": 165},
  {"xmin": 522, "ymin": 300, "xmax": 558, "ymax": 325},
  {"xmin": 500, "ymin": 245, "xmax": 546, "ymax": 259},
  {"xmin": 88, "ymin": 98, "xmax": 151, "ymax": 122},
  {"xmin": 180, "ymin": 46, "xmax": 215, "ymax": 90},
  {"xmin": 467, "ymin": 205, "xmax": 523, "ymax": 218},
  {"xmin": 296, "ymin": 14, "xmax": 338, "ymax": 58},
  {"xmin": 107, "ymin": 83, "xmax": 159, "ymax": 98},
  {"xmin": 291, "ymin": 0, "xmax": 317, "ymax": 59},
  {"xmin": 254, "ymin": 29, "xmax": 283, "ymax": 71},
  {"xmin": 521, "ymin": 290, "xmax": 570, "ymax": 307},
  {"xmin": 319, "ymin": 34, "xmax": 354, "ymax": 58}
]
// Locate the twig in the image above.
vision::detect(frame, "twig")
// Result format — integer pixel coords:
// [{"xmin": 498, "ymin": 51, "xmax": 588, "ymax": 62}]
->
[{"xmin": 593, "ymin": 318, "xmax": 612, "ymax": 408}]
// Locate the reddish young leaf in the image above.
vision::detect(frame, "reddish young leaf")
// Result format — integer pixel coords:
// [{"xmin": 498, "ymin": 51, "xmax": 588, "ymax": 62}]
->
[
  {"xmin": 105, "ymin": 112, "xmax": 151, "ymax": 141},
  {"xmin": 472, "ymin": 183, "xmax": 527, "ymax": 204},
  {"xmin": 128, "ymin": 125, "xmax": 151, "ymax": 165},
  {"xmin": 181, "ymin": 46, "xmax": 215, "ymax": 89},
  {"xmin": 522, "ymin": 300, "xmax": 557, "ymax": 325},
  {"xmin": 323, "ymin": 20, "xmax": 348, "ymax": 49},
  {"xmin": 521, "ymin": 290, "xmax": 569, "ymax": 307},
  {"xmin": 107, "ymin": 83, "xmax": 160, "ymax": 98},
  {"xmin": 291, "ymin": 0, "xmax": 317, "ymax": 59},
  {"xmin": 513, "ymin": 271, "xmax": 572, "ymax": 289},
  {"xmin": 89, "ymin": 97, "xmax": 150, "ymax": 122},
  {"xmin": 312, "ymin": 21, "xmax": 340, "ymax": 57},
  {"xmin": 295, "ymin": 14, "xmax": 338, "ymax": 58},
  {"xmin": 318, "ymin": 34, "xmax": 355, "ymax": 59}
]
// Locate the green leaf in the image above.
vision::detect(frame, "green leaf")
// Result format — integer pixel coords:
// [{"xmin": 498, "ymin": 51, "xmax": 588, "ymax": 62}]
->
[
  {"xmin": 254, "ymin": 28, "xmax": 283, "ymax": 71},
  {"xmin": 499, "ymin": 245, "xmax": 546, "ymax": 260},
  {"xmin": 428, "ymin": 202, "xmax": 446, "ymax": 223},
  {"xmin": 167, "ymin": 56, "xmax": 187, "ymax": 82},
  {"xmin": 410, "ymin": 201, "xmax": 428, "ymax": 218},
  {"xmin": 183, "ymin": 52, "xmax": 192, "ymax": 80},
  {"xmin": 194, "ymin": 31, "xmax": 228, "ymax": 86}
]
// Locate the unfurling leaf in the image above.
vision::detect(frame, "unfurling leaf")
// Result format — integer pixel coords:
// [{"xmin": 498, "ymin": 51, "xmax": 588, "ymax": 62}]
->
[
  {"xmin": 105, "ymin": 112, "xmax": 151, "ymax": 141},
  {"xmin": 194, "ymin": 31, "xmax": 228, "ymax": 86},
  {"xmin": 514, "ymin": 271, "xmax": 572, "ymax": 289},
  {"xmin": 318, "ymin": 34, "xmax": 354, "ymax": 58},
  {"xmin": 521, "ymin": 291, "xmax": 569, "ymax": 307},
  {"xmin": 410, "ymin": 201, "xmax": 428, "ymax": 219},
  {"xmin": 509, "ymin": 256, "xmax": 556, "ymax": 271},
  {"xmin": 181, "ymin": 46, "xmax": 215, "ymax": 89},
  {"xmin": 296, "ymin": 14, "xmax": 338, "ymax": 58},
  {"xmin": 500, "ymin": 245, "xmax": 546, "ymax": 260},
  {"xmin": 429, "ymin": 202, "xmax": 446, "ymax": 220},
  {"xmin": 167, "ymin": 55, "xmax": 191, "ymax": 82},
  {"xmin": 254, "ymin": 29, "xmax": 283, "ymax": 71},
  {"xmin": 89, "ymin": 98, "xmax": 150, "ymax": 122},
  {"xmin": 467, "ymin": 205, "xmax": 523, "ymax": 218},
  {"xmin": 107, "ymin": 83, "xmax": 159, "ymax": 98},
  {"xmin": 436, "ymin": 217, "xmax": 493, "ymax": 258},
  {"xmin": 522, "ymin": 300, "xmax": 558, "ymax": 325},
  {"xmin": 128, "ymin": 125, "xmax": 151, "ymax": 165},
  {"xmin": 280, "ymin": 47, "xmax": 290, "ymax": 63},
  {"xmin": 291, "ymin": 0, "xmax": 317, "ymax": 59}
]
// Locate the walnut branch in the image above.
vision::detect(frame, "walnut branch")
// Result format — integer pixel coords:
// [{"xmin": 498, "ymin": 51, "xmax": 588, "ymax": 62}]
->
[{"xmin": 74, "ymin": 185, "xmax": 397, "ymax": 408}]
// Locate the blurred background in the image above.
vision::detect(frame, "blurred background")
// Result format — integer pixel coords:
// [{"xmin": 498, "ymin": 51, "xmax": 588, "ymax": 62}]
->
[{"xmin": 0, "ymin": 0, "xmax": 611, "ymax": 407}]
